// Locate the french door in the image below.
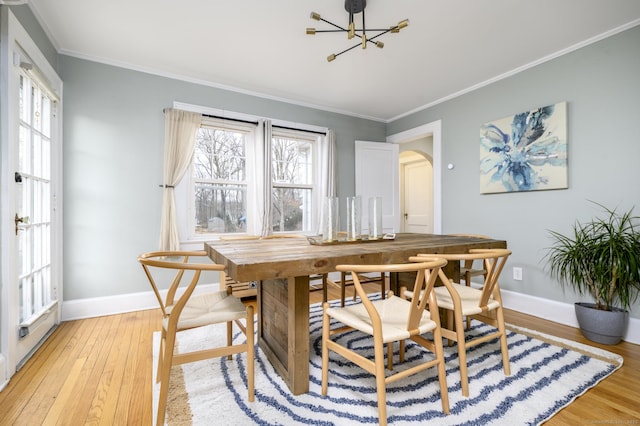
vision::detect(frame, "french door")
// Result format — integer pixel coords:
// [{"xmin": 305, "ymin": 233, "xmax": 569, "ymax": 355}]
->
[
  {"xmin": 1, "ymin": 9, "xmax": 63, "ymax": 385},
  {"xmin": 13, "ymin": 71, "xmax": 60, "ymax": 365}
]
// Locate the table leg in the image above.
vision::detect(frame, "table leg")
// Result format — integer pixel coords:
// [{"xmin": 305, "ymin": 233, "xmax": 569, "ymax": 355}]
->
[{"xmin": 257, "ymin": 275, "xmax": 310, "ymax": 395}]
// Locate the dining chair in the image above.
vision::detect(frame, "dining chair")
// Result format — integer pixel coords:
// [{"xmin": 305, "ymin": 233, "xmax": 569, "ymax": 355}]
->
[
  {"xmin": 321, "ymin": 258, "xmax": 450, "ymax": 425},
  {"xmin": 450, "ymin": 234, "xmax": 490, "ymax": 285},
  {"xmin": 450, "ymin": 234, "xmax": 491, "ymax": 329},
  {"xmin": 219, "ymin": 234, "xmax": 329, "ymax": 301},
  {"xmin": 408, "ymin": 248, "xmax": 512, "ymax": 397},
  {"xmin": 328, "ymin": 271, "xmax": 387, "ymax": 307},
  {"xmin": 138, "ymin": 250, "xmax": 255, "ymax": 426}
]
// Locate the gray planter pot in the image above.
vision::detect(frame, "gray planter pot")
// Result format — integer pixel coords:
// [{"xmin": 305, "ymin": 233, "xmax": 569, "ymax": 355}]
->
[{"xmin": 574, "ymin": 302, "xmax": 629, "ymax": 345}]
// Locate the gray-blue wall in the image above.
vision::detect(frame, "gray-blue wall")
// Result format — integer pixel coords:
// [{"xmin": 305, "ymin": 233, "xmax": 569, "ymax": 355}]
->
[
  {"xmin": 58, "ymin": 56, "xmax": 386, "ymax": 300},
  {"xmin": 388, "ymin": 25, "xmax": 640, "ymax": 318}
]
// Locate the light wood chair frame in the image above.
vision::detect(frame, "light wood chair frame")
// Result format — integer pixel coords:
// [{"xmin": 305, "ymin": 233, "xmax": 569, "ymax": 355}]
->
[
  {"xmin": 138, "ymin": 250, "xmax": 255, "ymax": 426},
  {"xmin": 321, "ymin": 259, "xmax": 450, "ymax": 425},
  {"xmin": 327, "ymin": 271, "xmax": 387, "ymax": 307},
  {"xmin": 413, "ymin": 248, "xmax": 512, "ymax": 397},
  {"xmin": 450, "ymin": 235, "xmax": 491, "ymax": 329}
]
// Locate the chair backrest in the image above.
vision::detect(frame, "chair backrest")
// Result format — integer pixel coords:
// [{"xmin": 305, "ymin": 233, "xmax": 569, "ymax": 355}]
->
[
  {"xmin": 138, "ymin": 250, "xmax": 225, "ymax": 319},
  {"xmin": 335, "ymin": 258, "xmax": 448, "ymax": 331},
  {"xmin": 448, "ymin": 235, "xmax": 491, "ymax": 270},
  {"xmin": 417, "ymin": 248, "xmax": 511, "ymax": 308}
]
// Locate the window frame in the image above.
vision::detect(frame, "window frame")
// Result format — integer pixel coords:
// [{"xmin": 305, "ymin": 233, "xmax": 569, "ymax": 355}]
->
[
  {"xmin": 176, "ymin": 117, "xmax": 258, "ymax": 243},
  {"xmin": 270, "ymin": 128, "xmax": 319, "ymax": 235},
  {"xmin": 175, "ymin": 112, "xmax": 326, "ymax": 246}
]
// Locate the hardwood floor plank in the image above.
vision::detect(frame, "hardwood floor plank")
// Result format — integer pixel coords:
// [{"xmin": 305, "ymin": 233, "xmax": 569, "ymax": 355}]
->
[
  {"xmin": 26, "ymin": 317, "xmax": 101, "ymax": 424},
  {"xmin": 84, "ymin": 314, "xmax": 124, "ymax": 425},
  {"xmin": 1, "ymin": 319, "xmax": 91, "ymax": 425},
  {"xmin": 95, "ymin": 311, "xmax": 137, "ymax": 426},
  {"xmin": 0, "ymin": 320, "xmax": 80, "ymax": 423},
  {"xmin": 114, "ymin": 310, "xmax": 144, "ymax": 425},
  {"xmin": 67, "ymin": 314, "xmax": 118, "ymax": 425},
  {"xmin": 128, "ymin": 309, "xmax": 159, "ymax": 425},
  {"xmin": 41, "ymin": 357, "xmax": 87, "ymax": 424}
]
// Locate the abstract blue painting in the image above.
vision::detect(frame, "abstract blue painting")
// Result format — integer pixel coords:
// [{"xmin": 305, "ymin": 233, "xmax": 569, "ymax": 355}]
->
[{"xmin": 480, "ymin": 102, "xmax": 568, "ymax": 194}]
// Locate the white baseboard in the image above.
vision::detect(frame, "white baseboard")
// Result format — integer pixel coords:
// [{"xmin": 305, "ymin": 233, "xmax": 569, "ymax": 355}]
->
[
  {"xmin": 61, "ymin": 284, "xmax": 639, "ymax": 345},
  {"xmin": 501, "ymin": 288, "xmax": 640, "ymax": 345},
  {"xmin": 61, "ymin": 283, "xmax": 219, "ymax": 321}
]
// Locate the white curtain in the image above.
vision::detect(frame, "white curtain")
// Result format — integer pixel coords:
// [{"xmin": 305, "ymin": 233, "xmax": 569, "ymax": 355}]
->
[
  {"xmin": 260, "ymin": 120, "xmax": 273, "ymax": 237},
  {"xmin": 317, "ymin": 129, "xmax": 336, "ymax": 234},
  {"xmin": 158, "ymin": 108, "xmax": 202, "ymax": 250}
]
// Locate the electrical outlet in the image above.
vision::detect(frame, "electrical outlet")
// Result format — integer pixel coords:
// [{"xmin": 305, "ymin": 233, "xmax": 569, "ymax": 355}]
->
[{"xmin": 513, "ymin": 267, "xmax": 523, "ymax": 281}]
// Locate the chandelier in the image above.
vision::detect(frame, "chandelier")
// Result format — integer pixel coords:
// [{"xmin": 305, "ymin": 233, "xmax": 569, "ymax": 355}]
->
[{"xmin": 306, "ymin": 0, "xmax": 409, "ymax": 62}]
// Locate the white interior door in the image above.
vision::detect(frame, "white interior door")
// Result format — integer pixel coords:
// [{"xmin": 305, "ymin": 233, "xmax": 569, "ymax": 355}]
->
[
  {"xmin": 1, "ymin": 9, "xmax": 63, "ymax": 384},
  {"xmin": 354, "ymin": 141, "xmax": 399, "ymax": 234},
  {"xmin": 386, "ymin": 120, "xmax": 442, "ymax": 234},
  {"xmin": 402, "ymin": 159, "xmax": 433, "ymax": 233}
]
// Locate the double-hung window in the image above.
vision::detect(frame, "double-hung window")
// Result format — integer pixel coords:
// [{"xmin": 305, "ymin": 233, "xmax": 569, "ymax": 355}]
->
[
  {"xmin": 178, "ymin": 114, "xmax": 327, "ymax": 243},
  {"xmin": 192, "ymin": 120, "xmax": 251, "ymax": 234},
  {"xmin": 271, "ymin": 130, "xmax": 316, "ymax": 233}
]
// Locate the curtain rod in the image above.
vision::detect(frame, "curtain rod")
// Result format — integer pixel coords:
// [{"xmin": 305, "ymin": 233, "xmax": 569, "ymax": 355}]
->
[
  {"xmin": 201, "ymin": 113, "xmax": 327, "ymax": 136},
  {"xmin": 163, "ymin": 109, "xmax": 327, "ymax": 136}
]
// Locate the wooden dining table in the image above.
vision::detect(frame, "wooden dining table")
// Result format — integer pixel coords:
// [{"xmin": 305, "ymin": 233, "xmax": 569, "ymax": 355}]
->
[{"xmin": 205, "ymin": 232, "xmax": 507, "ymax": 395}]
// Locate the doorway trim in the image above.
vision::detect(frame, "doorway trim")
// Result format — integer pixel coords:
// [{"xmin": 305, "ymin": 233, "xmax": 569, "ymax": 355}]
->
[{"xmin": 386, "ymin": 120, "xmax": 442, "ymax": 233}]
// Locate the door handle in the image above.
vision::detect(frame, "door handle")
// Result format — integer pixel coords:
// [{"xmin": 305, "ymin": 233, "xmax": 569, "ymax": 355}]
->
[
  {"xmin": 404, "ymin": 213, "xmax": 408, "ymax": 220},
  {"xmin": 15, "ymin": 213, "xmax": 29, "ymax": 235}
]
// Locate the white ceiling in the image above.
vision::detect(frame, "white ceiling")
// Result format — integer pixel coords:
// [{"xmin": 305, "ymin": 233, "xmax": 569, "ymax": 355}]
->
[{"xmin": 27, "ymin": 0, "xmax": 640, "ymax": 122}]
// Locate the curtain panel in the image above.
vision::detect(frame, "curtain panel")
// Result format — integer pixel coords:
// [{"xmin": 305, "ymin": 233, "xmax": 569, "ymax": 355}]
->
[
  {"xmin": 317, "ymin": 129, "xmax": 336, "ymax": 234},
  {"xmin": 158, "ymin": 109, "xmax": 202, "ymax": 250},
  {"xmin": 260, "ymin": 120, "xmax": 273, "ymax": 236}
]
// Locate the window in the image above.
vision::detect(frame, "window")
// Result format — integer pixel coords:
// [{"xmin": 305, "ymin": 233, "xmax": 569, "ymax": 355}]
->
[
  {"xmin": 193, "ymin": 124, "xmax": 249, "ymax": 234},
  {"xmin": 271, "ymin": 132, "xmax": 315, "ymax": 233},
  {"xmin": 178, "ymin": 115, "xmax": 327, "ymax": 242}
]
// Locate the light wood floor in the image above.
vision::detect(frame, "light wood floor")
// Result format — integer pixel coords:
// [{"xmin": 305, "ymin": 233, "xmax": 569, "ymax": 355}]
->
[{"xmin": 0, "ymin": 282, "xmax": 638, "ymax": 425}]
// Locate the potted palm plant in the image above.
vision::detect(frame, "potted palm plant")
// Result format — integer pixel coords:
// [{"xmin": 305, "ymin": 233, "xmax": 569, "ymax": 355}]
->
[{"xmin": 545, "ymin": 202, "xmax": 640, "ymax": 345}]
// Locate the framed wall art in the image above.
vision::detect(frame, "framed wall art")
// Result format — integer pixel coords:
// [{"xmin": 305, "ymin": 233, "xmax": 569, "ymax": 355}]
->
[{"xmin": 479, "ymin": 101, "xmax": 568, "ymax": 194}]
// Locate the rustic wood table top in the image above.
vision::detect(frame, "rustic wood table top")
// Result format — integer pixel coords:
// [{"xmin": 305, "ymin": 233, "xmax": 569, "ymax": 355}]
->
[{"xmin": 205, "ymin": 233, "xmax": 507, "ymax": 282}]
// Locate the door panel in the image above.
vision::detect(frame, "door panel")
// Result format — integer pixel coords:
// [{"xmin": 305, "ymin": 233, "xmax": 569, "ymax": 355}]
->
[
  {"xmin": 355, "ymin": 141, "xmax": 399, "ymax": 234},
  {"xmin": 402, "ymin": 160, "xmax": 432, "ymax": 233},
  {"xmin": 14, "ymin": 72, "xmax": 58, "ymax": 366}
]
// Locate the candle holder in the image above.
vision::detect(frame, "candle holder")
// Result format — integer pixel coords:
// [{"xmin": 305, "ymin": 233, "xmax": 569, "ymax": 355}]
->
[
  {"xmin": 321, "ymin": 197, "xmax": 339, "ymax": 242},
  {"xmin": 345, "ymin": 196, "xmax": 362, "ymax": 241},
  {"xmin": 368, "ymin": 196, "xmax": 383, "ymax": 240}
]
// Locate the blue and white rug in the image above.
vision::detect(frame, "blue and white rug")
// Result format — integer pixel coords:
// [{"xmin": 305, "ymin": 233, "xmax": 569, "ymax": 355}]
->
[{"xmin": 153, "ymin": 299, "xmax": 623, "ymax": 425}]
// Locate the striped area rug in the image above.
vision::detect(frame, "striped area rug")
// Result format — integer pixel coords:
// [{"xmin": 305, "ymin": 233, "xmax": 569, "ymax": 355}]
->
[{"xmin": 153, "ymin": 299, "xmax": 623, "ymax": 425}]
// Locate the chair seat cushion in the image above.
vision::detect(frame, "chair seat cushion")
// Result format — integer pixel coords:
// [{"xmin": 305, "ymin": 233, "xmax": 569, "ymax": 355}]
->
[
  {"xmin": 326, "ymin": 295, "xmax": 436, "ymax": 343},
  {"xmin": 433, "ymin": 283, "xmax": 500, "ymax": 315},
  {"xmin": 165, "ymin": 290, "xmax": 247, "ymax": 331}
]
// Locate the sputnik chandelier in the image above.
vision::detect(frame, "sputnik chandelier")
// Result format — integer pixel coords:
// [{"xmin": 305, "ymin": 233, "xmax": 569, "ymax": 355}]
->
[{"xmin": 306, "ymin": 0, "xmax": 409, "ymax": 62}]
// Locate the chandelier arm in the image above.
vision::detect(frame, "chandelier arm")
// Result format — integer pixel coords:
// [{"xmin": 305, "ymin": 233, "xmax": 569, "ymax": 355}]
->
[
  {"xmin": 314, "ymin": 28, "xmax": 392, "ymax": 35},
  {"xmin": 318, "ymin": 17, "xmax": 349, "ymax": 32},
  {"xmin": 364, "ymin": 28, "xmax": 393, "ymax": 42},
  {"xmin": 348, "ymin": 28, "xmax": 395, "ymax": 32},
  {"xmin": 313, "ymin": 29, "xmax": 351, "ymax": 33},
  {"xmin": 332, "ymin": 41, "xmax": 364, "ymax": 59}
]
